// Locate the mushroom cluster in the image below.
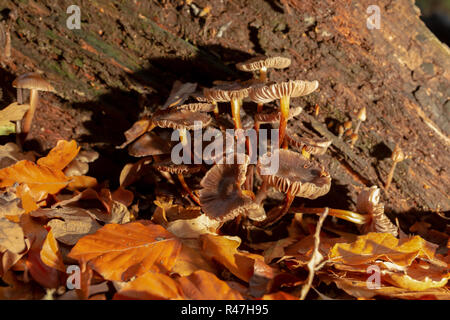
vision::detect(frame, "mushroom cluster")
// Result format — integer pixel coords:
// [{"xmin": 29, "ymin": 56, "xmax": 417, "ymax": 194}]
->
[{"xmin": 120, "ymin": 55, "xmax": 333, "ymax": 231}]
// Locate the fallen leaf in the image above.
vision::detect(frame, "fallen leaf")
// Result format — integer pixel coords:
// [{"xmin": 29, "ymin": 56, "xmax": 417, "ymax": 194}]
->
[
  {"xmin": 200, "ymin": 234, "xmax": 268, "ymax": 282},
  {"xmin": 166, "ymin": 214, "xmax": 220, "ymax": 238},
  {"xmin": 260, "ymin": 291, "xmax": 299, "ymax": 300},
  {"xmin": 0, "ymin": 142, "xmax": 35, "ymax": 169},
  {"xmin": 114, "ymin": 270, "xmax": 243, "ymax": 300},
  {"xmin": 0, "ymin": 102, "xmax": 29, "ymax": 135},
  {"xmin": 171, "ymin": 240, "xmax": 217, "ymax": 276},
  {"xmin": 0, "ymin": 160, "xmax": 69, "ymax": 202},
  {"xmin": 37, "ymin": 140, "xmax": 80, "ymax": 171},
  {"xmin": 40, "ymin": 229, "xmax": 66, "ymax": 272},
  {"xmin": 68, "ymin": 222, "xmax": 182, "ymax": 281},
  {"xmin": 31, "ymin": 208, "xmax": 102, "ymax": 246},
  {"xmin": 0, "ymin": 217, "xmax": 26, "ymax": 253},
  {"xmin": 329, "ymin": 233, "xmax": 437, "ymax": 267}
]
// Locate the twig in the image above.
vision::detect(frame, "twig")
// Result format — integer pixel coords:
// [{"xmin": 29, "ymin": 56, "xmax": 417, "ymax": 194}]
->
[{"xmin": 300, "ymin": 207, "xmax": 329, "ymax": 300}]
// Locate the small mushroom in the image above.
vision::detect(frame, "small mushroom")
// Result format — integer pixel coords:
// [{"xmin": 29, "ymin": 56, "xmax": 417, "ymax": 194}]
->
[
  {"xmin": 256, "ymin": 149, "xmax": 331, "ymax": 226},
  {"xmin": 357, "ymin": 186, "xmax": 398, "ymax": 236},
  {"xmin": 236, "ymin": 56, "xmax": 291, "ymax": 82},
  {"xmin": 349, "ymin": 133, "xmax": 358, "ymax": 148},
  {"xmin": 153, "ymin": 158, "xmax": 202, "ymax": 205},
  {"xmin": 192, "ymin": 91, "xmax": 220, "ymax": 119},
  {"xmin": 248, "ymin": 80, "xmax": 319, "ymax": 148},
  {"xmin": 384, "ymin": 144, "xmax": 405, "ymax": 191},
  {"xmin": 12, "ymin": 73, "xmax": 54, "ymax": 138},
  {"xmin": 337, "ymin": 125, "xmax": 345, "ymax": 138},
  {"xmin": 285, "ymin": 131, "xmax": 332, "ymax": 157},
  {"xmin": 203, "ymin": 82, "xmax": 248, "ymax": 130},
  {"xmin": 354, "ymin": 106, "xmax": 366, "ymax": 134},
  {"xmin": 152, "ymin": 109, "xmax": 212, "ymax": 146},
  {"xmin": 254, "ymin": 106, "xmax": 303, "ymax": 125},
  {"xmin": 199, "ymin": 155, "xmax": 259, "ymax": 222},
  {"xmin": 128, "ymin": 132, "xmax": 174, "ymax": 157},
  {"xmin": 171, "ymin": 102, "xmax": 216, "ymax": 113}
]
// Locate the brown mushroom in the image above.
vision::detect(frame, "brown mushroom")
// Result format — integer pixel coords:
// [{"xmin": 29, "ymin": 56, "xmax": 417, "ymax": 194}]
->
[
  {"xmin": 256, "ymin": 149, "xmax": 331, "ymax": 226},
  {"xmin": 12, "ymin": 73, "xmax": 54, "ymax": 138},
  {"xmin": 248, "ymin": 80, "xmax": 319, "ymax": 147},
  {"xmin": 357, "ymin": 186, "xmax": 398, "ymax": 236},
  {"xmin": 152, "ymin": 109, "xmax": 212, "ymax": 146},
  {"xmin": 236, "ymin": 56, "xmax": 291, "ymax": 82},
  {"xmin": 128, "ymin": 132, "xmax": 174, "ymax": 157},
  {"xmin": 199, "ymin": 155, "xmax": 259, "ymax": 222},
  {"xmin": 384, "ymin": 144, "xmax": 405, "ymax": 191},
  {"xmin": 192, "ymin": 91, "xmax": 220, "ymax": 119},
  {"xmin": 203, "ymin": 82, "xmax": 248, "ymax": 130},
  {"xmin": 285, "ymin": 131, "xmax": 332, "ymax": 157},
  {"xmin": 171, "ymin": 102, "xmax": 216, "ymax": 113},
  {"xmin": 354, "ymin": 106, "xmax": 367, "ymax": 134},
  {"xmin": 153, "ymin": 158, "xmax": 202, "ymax": 205}
]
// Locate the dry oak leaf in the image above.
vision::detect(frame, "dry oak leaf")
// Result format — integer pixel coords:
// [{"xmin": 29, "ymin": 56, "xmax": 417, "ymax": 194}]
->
[
  {"xmin": 329, "ymin": 233, "xmax": 437, "ymax": 267},
  {"xmin": 68, "ymin": 221, "xmax": 182, "ymax": 281},
  {"xmin": 37, "ymin": 140, "xmax": 80, "ymax": 171},
  {"xmin": 166, "ymin": 214, "xmax": 221, "ymax": 238},
  {"xmin": 200, "ymin": 234, "xmax": 269, "ymax": 283},
  {"xmin": 114, "ymin": 270, "xmax": 243, "ymax": 300}
]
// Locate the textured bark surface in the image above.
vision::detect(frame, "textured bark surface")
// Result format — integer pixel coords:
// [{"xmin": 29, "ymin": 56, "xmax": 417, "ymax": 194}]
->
[{"xmin": 0, "ymin": 0, "xmax": 448, "ymax": 224}]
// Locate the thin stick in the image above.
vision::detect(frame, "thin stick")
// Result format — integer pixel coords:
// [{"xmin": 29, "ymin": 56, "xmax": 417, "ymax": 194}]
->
[{"xmin": 300, "ymin": 207, "xmax": 329, "ymax": 300}]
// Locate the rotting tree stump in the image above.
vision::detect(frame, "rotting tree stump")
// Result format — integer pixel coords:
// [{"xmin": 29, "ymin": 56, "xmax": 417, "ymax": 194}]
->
[{"xmin": 0, "ymin": 0, "xmax": 448, "ymax": 223}]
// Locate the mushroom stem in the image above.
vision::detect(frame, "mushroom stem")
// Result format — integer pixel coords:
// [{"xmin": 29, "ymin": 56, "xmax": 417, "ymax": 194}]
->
[
  {"xmin": 256, "ymin": 189, "xmax": 295, "ymax": 227},
  {"xmin": 230, "ymin": 98, "xmax": 242, "ymax": 130},
  {"xmin": 22, "ymin": 88, "xmax": 38, "ymax": 137},
  {"xmin": 290, "ymin": 207, "xmax": 368, "ymax": 225},
  {"xmin": 259, "ymin": 66, "xmax": 267, "ymax": 82},
  {"xmin": 255, "ymin": 180, "xmax": 268, "ymax": 204},
  {"xmin": 354, "ymin": 120, "xmax": 362, "ymax": 134},
  {"xmin": 17, "ymin": 88, "xmax": 23, "ymax": 105},
  {"xmin": 212, "ymin": 102, "xmax": 219, "ymax": 120},
  {"xmin": 384, "ymin": 161, "xmax": 397, "ymax": 191},
  {"xmin": 279, "ymin": 95, "xmax": 290, "ymax": 147},
  {"xmin": 177, "ymin": 173, "xmax": 201, "ymax": 206}
]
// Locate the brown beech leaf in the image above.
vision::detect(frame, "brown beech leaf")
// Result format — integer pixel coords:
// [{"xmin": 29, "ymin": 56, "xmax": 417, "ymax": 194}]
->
[
  {"xmin": 200, "ymin": 234, "xmax": 268, "ymax": 283},
  {"xmin": 166, "ymin": 214, "xmax": 221, "ymax": 238},
  {"xmin": 329, "ymin": 233, "xmax": 437, "ymax": 267},
  {"xmin": 114, "ymin": 270, "xmax": 243, "ymax": 300},
  {"xmin": 382, "ymin": 261, "xmax": 449, "ymax": 291},
  {"xmin": 171, "ymin": 239, "xmax": 218, "ymax": 276},
  {"xmin": 31, "ymin": 208, "xmax": 102, "ymax": 246},
  {"xmin": 260, "ymin": 291, "xmax": 299, "ymax": 300},
  {"xmin": 0, "ymin": 160, "xmax": 69, "ymax": 201},
  {"xmin": 68, "ymin": 222, "xmax": 182, "ymax": 281},
  {"xmin": 40, "ymin": 229, "xmax": 66, "ymax": 272},
  {"xmin": 0, "ymin": 190, "xmax": 24, "ymax": 218},
  {"xmin": 321, "ymin": 272, "xmax": 450, "ymax": 300},
  {"xmin": 37, "ymin": 140, "xmax": 80, "ymax": 171},
  {"xmin": 0, "ymin": 217, "xmax": 26, "ymax": 253}
]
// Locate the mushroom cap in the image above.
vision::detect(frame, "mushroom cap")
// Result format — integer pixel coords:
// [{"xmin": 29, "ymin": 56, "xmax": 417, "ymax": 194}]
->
[
  {"xmin": 153, "ymin": 158, "xmax": 202, "ymax": 175},
  {"xmin": 171, "ymin": 103, "xmax": 216, "ymax": 113},
  {"xmin": 203, "ymin": 82, "xmax": 249, "ymax": 102},
  {"xmin": 128, "ymin": 132, "xmax": 173, "ymax": 157},
  {"xmin": 257, "ymin": 149, "xmax": 331, "ymax": 199},
  {"xmin": 12, "ymin": 73, "xmax": 55, "ymax": 92},
  {"xmin": 236, "ymin": 56, "xmax": 291, "ymax": 72},
  {"xmin": 285, "ymin": 131, "xmax": 332, "ymax": 155},
  {"xmin": 357, "ymin": 107, "xmax": 367, "ymax": 121},
  {"xmin": 199, "ymin": 155, "xmax": 258, "ymax": 222},
  {"xmin": 152, "ymin": 109, "xmax": 212, "ymax": 130},
  {"xmin": 254, "ymin": 106, "xmax": 303, "ymax": 124},
  {"xmin": 248, "ymin": 80, "xmax": 319, "ymax": 104}
]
